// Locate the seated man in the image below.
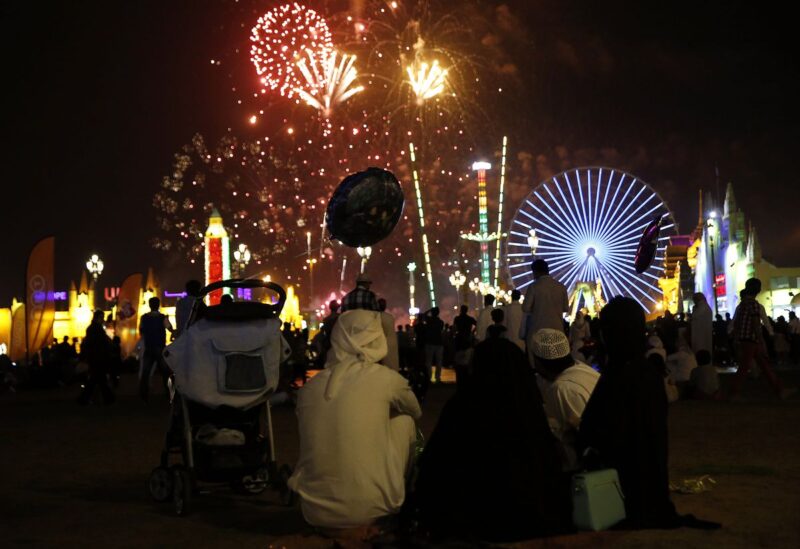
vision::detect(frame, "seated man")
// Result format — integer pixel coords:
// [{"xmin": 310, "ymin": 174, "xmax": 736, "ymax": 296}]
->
[
  {"xmin": 531, "ymin": 328, "xmax": 599, "ymax": 471},
  {"xmin": 289, "ymin": 309, "xmax": 421, "ymax": 533},
  {"xmin": 666, "ymin": 344, "xmax": 698, "ymax": 398},
  {"xmin": 690, "ymin": 350, "xmax": 720, "ymax": 399}
]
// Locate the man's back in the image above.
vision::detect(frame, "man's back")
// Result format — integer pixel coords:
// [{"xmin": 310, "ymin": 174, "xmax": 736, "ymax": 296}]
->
[
  {"xmin": 504, "ymin": 302, "xmax": 525, "ymax": 348},
  {"xmin": 140, "ymin": 312, "xmax": 167, "ymax": 349},
  {"xmin": 291, "ymin": 364, "xmax": 420, "ymax": 527},
  {"xmin": 341, "ymin": 287, "xmax": 378, "ymax": 312},
  {"xmin": 544, "ymin": 361, "xmax": 599, "ymax": 470},
  {"xmin": 424, "ymin": 317, "xmax": 445, "ymax": 346},
  {"xmin": 476, "ymin": 307, "xmax": 497, "ymax": 341},
  {"xmin": 454, "ymin": 313, "xmax": 476, "ymax": 349},
  {"xmin": 523, "ymin": 276, "xmax": 569, "ymax": 335},
  {"xmin": 734, "ymin": 296, "xmax": 766, "ymax": 342}
]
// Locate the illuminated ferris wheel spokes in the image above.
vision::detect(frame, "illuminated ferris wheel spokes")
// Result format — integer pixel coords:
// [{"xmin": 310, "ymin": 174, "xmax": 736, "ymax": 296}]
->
[{"xmin": 505, "ymin": 168, "xmax": 678, "ymax": 313}]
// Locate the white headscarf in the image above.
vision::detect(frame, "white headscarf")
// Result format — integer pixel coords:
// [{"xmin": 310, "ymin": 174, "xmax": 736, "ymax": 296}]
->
[{"xmin": 323, "ymin": 309, "xmax": 388, "ymax": 400}]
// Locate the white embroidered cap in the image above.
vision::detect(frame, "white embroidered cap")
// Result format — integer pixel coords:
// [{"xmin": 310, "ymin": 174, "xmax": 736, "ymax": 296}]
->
[{"xmin": 531, "ymin": 328, "xmax": 570, "ymax": 360}]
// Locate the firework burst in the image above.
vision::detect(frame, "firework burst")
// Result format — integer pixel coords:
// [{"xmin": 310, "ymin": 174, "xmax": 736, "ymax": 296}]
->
[
  {"xmin": 250, "ymin": 3, "xmax": 334, "ymax": 98},
  {"xmin": 295, "ymin": 50, "xmax": 365, "ymax": 116},
  {"xmin": 152, "ymin": 133, "xmax": 331, "ymax": 275},
  {"xmin": 406, "ymin": 58, "xmax": 448, "ymax": 104}
]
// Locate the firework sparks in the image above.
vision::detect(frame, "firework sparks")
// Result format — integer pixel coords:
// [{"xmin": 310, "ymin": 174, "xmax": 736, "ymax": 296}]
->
[
  {"xmin": 406, "ymin": 59, "xmax": 448, "ymax": 105},
  {"xmin": 250, "ymin": 3, "xmax": 334, "ymax": 98},
  {"xmin": 295, "ymin": 50, "xmax": 365, "ymax": 116}
]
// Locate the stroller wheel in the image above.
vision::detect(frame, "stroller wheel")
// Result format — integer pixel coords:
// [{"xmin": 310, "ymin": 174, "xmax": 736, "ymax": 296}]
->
[
  {"xmin": 278, "ymin": 464, "xmax": 297, "ymax": 507},
  {"xmin": 148, "ymin": 466, "xmax": 173, "ymax": 502},
  {"xmin": 240, "ymin": 466, "xmax": 270, "ymax": 495},
  {"xmin": 172, "ymin": 466, "xmax": 193, "ymax": 516}
]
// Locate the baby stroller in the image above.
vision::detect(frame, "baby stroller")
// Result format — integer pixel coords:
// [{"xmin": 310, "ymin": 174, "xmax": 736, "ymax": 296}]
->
[{"xmin": 148, "ymin": 279, "xmax": 294, "ymax": 516}]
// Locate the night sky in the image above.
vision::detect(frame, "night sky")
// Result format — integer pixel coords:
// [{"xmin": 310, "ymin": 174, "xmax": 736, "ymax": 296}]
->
[{"xmin": 2, "ymin": 0, "xmax": 798, "ymax": 304}]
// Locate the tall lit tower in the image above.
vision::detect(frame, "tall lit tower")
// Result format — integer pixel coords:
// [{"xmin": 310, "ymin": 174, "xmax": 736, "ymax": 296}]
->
[
  {"xmin": 205, "ymin": 208, "xmax": 231, "ymax": 305},
  {"xmin": 461, "ymin": 161, "xmax": 500, "ymax": 285}
]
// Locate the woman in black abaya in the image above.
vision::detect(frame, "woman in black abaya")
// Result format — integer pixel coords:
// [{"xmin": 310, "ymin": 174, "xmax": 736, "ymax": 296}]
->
[
  {"xmin": 578, "ymin": 297, "xmax": 719, "ymax": 530},
  {"xmin": 411, "ymin": 337, "xmax": 570, "ymax": 542}
]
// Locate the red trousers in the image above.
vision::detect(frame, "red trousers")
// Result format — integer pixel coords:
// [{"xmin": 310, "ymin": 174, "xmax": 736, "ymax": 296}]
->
[{"xmin": 732, "ymin": 340, "xmax": 783, "ymax": 396}]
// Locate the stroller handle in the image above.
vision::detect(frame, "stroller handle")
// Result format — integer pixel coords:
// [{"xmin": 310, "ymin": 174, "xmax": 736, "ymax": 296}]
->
[{"xmin": 201, "ymin": 278, "xmax": 287, "ymax": 313}]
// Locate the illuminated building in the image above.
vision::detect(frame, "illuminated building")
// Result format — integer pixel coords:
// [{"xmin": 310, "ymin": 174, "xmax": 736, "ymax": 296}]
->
[
  {"xmin": 204, "ymin": 208, "xmax": 231, "ymax": 305},
  {"xmin": 659, "ymin": 184, "xmax": 800, "ymax": 318}
]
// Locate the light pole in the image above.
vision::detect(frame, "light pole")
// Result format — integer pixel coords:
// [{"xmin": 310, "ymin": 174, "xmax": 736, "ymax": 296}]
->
[
  {"xmin": 407, "ymin": 262, "xmax": 419, "ymax": 318},
  {"xmin": 357, "ymin": 246, "xmax": 372, "ymax": 274},
  {"xmin": 86, "ymin": 254, "xmax": 104, "ymax": 281},
  {"xmin": 468, "ymin": 276, "xmax": 482, "ymax": 310},
  {"xmin": 306, "ymin": 232, "xmax": 317, "ymax": 309},
  {"xmin": 449, "ymin": 270, "xmax": 466, "ymax": 307},
  {"xmin": 707, "ymin": 214, "xmax": 719, "ymax": 317},
  {"xmin": 233, "ymin": 243, "xmax": 251, "ymax": 278}
]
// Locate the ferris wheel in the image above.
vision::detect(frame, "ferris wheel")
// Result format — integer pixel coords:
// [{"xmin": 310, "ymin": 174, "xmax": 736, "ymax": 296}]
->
[{"xmin": 506, "ymin": 167, "xmax": 678, "ymax": 313}]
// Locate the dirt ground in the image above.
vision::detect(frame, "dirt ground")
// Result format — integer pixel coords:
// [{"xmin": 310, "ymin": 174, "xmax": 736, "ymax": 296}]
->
[{"xmin": 1, "ymin": 369, "xmax": 799, "ymax": 548}]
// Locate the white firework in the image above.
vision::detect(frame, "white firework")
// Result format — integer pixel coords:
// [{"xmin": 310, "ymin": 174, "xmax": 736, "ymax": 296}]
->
[
  {"xmin": 406, "ymin": 59, "xmax": 448, "ymax": 104},
  {"xmin": 295, "ymin": 50, "xmax": 364, "ymax": 116}
]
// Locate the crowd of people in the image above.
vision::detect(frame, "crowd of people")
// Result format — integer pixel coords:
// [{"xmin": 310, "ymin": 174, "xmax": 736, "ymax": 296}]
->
[
  {"xmin": 3, "ymin": 255, "xmax": 798, "ymax": 543},
  {"xmin": 287, "ymin": 259, "xmax": 733, "ymax": 543}
]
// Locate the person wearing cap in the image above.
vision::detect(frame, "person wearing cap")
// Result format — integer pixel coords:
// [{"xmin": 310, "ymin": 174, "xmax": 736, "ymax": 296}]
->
[
  {"xmin": 341, "ymin": 272, "xmax": 380, "ymax": 313},
  {"xmin": 522, "ymin": 259, "xmax": 569, "ymax": 367},
  {"xmin": 530, "ymin": 328, "xmax": 599, "ymax": 471}
]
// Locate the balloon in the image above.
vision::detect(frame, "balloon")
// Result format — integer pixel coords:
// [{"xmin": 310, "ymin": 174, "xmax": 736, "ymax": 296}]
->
[
  {"xmin": 325, "ymin": 167, "xmax": 405, "ymax": 247},
  {"xmin": 634, "ymin": 216, "xmax": 662, "ymax": 274}
]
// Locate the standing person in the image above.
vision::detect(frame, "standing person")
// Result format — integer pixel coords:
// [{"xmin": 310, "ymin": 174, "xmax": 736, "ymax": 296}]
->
[
  {"xmin": 397, "ymin": 325, "xmax": 413, "ymax": 372},
  {"xmin": 109, "ymin": 336, "xmax": 122, "ymax": 388},
  {"xmin": 530, "ymin": 328, "xmax": 599, "ymax": 471},
  {"xmin": 713, "ymin": 313, "xmax": 730, "ymax": 364},
  {"xmin": 341, "ymin": 273, "xmax": 379, "ymax": 312},
  {"xmin": 486, "ymin": 308, "xmax": 507, "ymax": 339},
  {"xmin": 731, "ymin": 278, "xmax": 794, "ymax": 399},
  {"xmin": 377, "ymin": 298, "xmax": 399, "ymax": 371},
  {"xmin": 578, "ymin": 297, "xmax": 718, "ymax": 529},
  {"xmin": 659, "ymin": 310, "xmax": 679, "ymax": 355},
  {"xmin": 504, "ymin": 290, "xmax": 525, "ymax": 350},
  {"xmin": 568, "ymin": 311, "xmax": 591, "ymax": 360},
  {"xmin": 690, "ymin": 293, "xmax": 713, "ymax": 356},
  {"xmin": 423, "ymin": 307, "xmax": 445, "ymax": 384},
  {"xmin": 175, "ymin": 280, "xmax": 202, "ymax": 337},
  {"xmin": 138, "ymin": 297, "xmax": 174, "ymax": 401},
  {"xmin": 319, "ymin": 300, "xmax": 341, "ymax": 364},
  {"xmin": 475, "ymin": 294, "xmax": 498, "ymax": 342},
  {"xmin": 452, "ymin": 305, "xmax": 476, "ymax": 387},
  {"xmin": 288, "ymin": 310, "xmax": 421, "ymax": 535},
  {"xmin": 522, "ymin": 259, "xmax": 569, "ymax": 367},
  {"xmin": 77, "ymin": 311, "xmax": 115, "ymax": 405},
  {"xmin": 788, "ymin": 311, "xmax": 800, "ymax": 365}
]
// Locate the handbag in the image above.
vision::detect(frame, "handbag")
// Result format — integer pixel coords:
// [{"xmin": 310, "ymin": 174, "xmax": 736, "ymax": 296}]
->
[{"xmin": 571, "ymin": 468, "xmax": 626, "ymax": 531}]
